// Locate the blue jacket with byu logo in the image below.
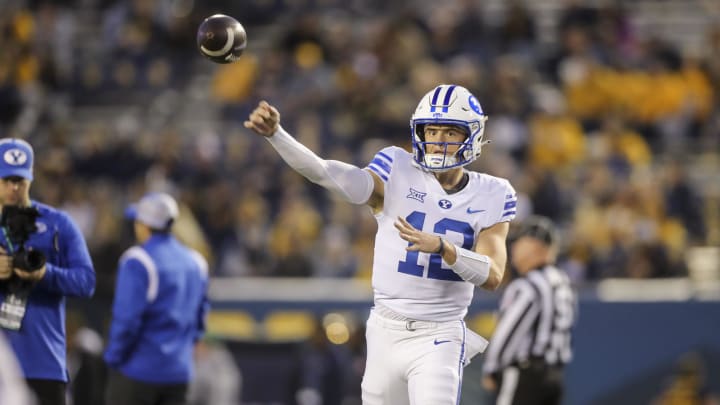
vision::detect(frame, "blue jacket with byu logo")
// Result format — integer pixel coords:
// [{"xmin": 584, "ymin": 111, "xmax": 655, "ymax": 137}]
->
[
  {"xmin": 0, "ymin": 201, "xmax": 96, "ymax": 381},
  {"xmin": 104, "ymin": 233, "xmax": 209, "ymax": 384}
]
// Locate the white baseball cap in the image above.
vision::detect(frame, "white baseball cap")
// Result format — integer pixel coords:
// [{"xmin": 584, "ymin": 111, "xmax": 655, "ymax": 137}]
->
[{"xmin": 125, "ymin": 192, "xmax": 179, "ymax": 230}]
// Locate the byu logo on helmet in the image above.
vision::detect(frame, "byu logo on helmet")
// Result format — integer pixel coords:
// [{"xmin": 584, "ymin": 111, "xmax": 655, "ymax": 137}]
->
[
  {"xmin": 4, "ymin": 149, "xmax": 28, "ymax": 166},
  {"xmin": 468, "ymin": 95, "xmax": 483, "ymax": 114},
  {"xmin": 410, "ymin": 84, "xmax": 489, "ymax": 172}
]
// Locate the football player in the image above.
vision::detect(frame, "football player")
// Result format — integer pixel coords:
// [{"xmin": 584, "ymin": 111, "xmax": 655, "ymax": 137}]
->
[{"xmin": 245, "ymin": 84, "xmax": 516, "ymax": 405}]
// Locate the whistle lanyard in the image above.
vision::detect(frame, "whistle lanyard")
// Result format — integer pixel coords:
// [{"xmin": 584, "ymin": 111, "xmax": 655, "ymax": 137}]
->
[{"xmin": 1, "ymin": 227, "xmax": 15, "ymax": 255}]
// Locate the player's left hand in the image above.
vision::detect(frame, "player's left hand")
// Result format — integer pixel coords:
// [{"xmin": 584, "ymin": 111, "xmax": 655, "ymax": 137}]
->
[
  {"xmin": 14, "ymin": 264, "xmax": 46, "ymax": 282},
  {"xmin": 395, "ymin": 216, "xmax": 443, "ymax": 253}
]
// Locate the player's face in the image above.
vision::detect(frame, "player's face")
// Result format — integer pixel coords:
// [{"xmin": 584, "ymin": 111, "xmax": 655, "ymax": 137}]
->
[
  {"xmin": 423, "ymin": 125, "xmax": 467, "ymax": 155},
  {"xmin": 0, "ymin": 176, "xmax": 31, "ymax": 206}
]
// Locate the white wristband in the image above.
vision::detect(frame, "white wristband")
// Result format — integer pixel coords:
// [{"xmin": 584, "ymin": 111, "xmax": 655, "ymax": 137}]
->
[{"xmin": 448, "ymin": 245, "xmax": 491, "ymax": 287}]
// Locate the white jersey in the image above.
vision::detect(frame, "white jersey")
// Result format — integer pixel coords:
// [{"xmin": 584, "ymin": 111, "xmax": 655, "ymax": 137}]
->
[{"xmin": 367, "ymin": 146, "xmax": 516, "ymax": 322}]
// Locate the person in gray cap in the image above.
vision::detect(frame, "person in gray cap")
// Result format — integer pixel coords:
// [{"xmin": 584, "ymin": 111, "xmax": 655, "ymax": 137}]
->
[
  {"xmin": 0, "ymin": 138, "xmax": 96, "ymax": 405},
  {"xmin": 481, "ymin": 216, "xmax": 577, "ymax": 405},
  {"xmin": 104, "ymin": 192, "xmax": 210, "ymax": 405}
]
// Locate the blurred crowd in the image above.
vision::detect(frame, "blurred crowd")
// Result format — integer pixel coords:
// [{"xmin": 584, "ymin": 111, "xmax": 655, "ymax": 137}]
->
[{"xmin": 1, "ymin": 0, "xmax": 719, "ymax": 305}]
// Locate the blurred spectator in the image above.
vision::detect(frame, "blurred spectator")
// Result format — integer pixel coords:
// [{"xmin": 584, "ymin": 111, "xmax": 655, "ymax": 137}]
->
[
  {"xmin": 664, "ymin": 161, "xmax": 707, "ymax": 245},
  {"xmin": 590, "ymin": 113, "xmax": 652, "ymax": 177},
  {"xmin": 268, "ymin": 193, "xmax": 322, "ymax": 278},
  {"xmin": 498, "ymin": 0, "xmax": 537, "ymax": 56},
  {"xmin": 652, "ymin": 352, "xmax": 720, "ymax": 405},
  {"xmin": 527, "ymin": 84, "xmax": 586, "ymax": 171},
  {"xmin": 524, "ymin": 166, "xmax": 567, "ymax": 223}
]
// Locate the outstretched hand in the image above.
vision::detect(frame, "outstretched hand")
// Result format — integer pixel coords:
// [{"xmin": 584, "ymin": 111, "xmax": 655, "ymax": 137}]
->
[
  {"xmin": 243, "ymin": 101, "xmax": 280, "ymax": 137},
  {"xmin": 394, "ymin": 216, "xmax": 443, "ymax": 253}
]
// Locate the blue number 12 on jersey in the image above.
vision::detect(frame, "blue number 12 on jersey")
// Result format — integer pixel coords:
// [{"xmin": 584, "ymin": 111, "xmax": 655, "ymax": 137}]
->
[{"xmin": 397, "ymin": 210, "xmax": 475, "ymax": 281}]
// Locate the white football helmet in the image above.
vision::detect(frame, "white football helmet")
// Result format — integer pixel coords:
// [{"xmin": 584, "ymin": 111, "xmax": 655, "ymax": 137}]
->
[{"xmin": 410, "ymin": 84, "xmax": 489, "ymax": 171}]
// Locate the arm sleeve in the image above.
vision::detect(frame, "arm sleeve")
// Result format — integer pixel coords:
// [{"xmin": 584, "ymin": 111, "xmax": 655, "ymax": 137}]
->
[
  {"xmin": 103, "ymin": 256, "xmax": 149, "ymax": 368},
  {"xmin": 448, "ymin": 247, "xmax": 491, "ymax": 287},
  {"xmin": 265, "ymin": 126, "xmax": 374, "ymax": 204},
  {"xmin": 36, "ymin": 212, "xmax": 96, "ymax": 297}
]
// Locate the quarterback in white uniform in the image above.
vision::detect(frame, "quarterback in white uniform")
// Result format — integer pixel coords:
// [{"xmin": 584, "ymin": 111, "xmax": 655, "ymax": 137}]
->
[{"xmin": 245, "ymin": 84, "xmax": 516, "ymax": 405}]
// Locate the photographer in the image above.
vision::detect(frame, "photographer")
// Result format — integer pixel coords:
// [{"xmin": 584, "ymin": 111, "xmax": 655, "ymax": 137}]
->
[{"xmin": 0, "ymin": 138, "xmax": 96, "ymax": 405}]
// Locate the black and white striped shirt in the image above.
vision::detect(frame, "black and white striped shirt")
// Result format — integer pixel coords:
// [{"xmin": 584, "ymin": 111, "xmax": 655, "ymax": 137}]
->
[{"xmin": 482, "ymin": 265, "xmax": 577, "ymax": 375}]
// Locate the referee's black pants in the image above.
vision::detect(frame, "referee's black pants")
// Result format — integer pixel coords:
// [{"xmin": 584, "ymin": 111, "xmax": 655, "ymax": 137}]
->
[
  {"xmin": 105, "ymin": 370, "xmax": 188, "ymax": 405},
  {"xmin": 26, "ymin": 379, "xmax": 66, "ymax": 405},
  {"xmin": 494, "ymin": 361, "xmax": 564, "ymax": 405}
]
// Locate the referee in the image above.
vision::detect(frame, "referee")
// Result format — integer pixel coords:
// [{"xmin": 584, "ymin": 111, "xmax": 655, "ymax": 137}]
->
[{"xmin": 481, "ymin": 216, "xmax": 577, "ymax": 405}]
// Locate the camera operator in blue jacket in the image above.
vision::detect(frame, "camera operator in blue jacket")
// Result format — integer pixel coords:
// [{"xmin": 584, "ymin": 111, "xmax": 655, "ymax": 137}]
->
[
  {"xmin": 104, "ymin": 192, "xmax": 210, "ymax": 405},
  {"xmin": 0, "ymin": 138, "xmax": 96, "ymax": 405}
]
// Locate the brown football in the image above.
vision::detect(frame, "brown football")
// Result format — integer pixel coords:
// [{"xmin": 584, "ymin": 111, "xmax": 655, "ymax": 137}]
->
[{"xmin": 196, "ymin": 14, "xmax": 246, "ymax": 64}]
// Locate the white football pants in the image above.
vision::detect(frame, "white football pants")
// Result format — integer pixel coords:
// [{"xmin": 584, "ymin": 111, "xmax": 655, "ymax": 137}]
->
[{"xmin": 361, "ymin": 309, "xmax": 479, "ymax": 405}]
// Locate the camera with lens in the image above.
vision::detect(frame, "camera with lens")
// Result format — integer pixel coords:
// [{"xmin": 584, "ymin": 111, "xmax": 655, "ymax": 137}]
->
[{"xmin": 0, "ymin": 205, "xmax": 45, "ymax": 272}]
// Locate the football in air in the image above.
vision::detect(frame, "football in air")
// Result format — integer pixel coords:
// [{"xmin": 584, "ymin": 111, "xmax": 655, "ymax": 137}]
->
[{"xmin": 197, "ymin": 14, "xmax": 247, "ymax": 63}]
